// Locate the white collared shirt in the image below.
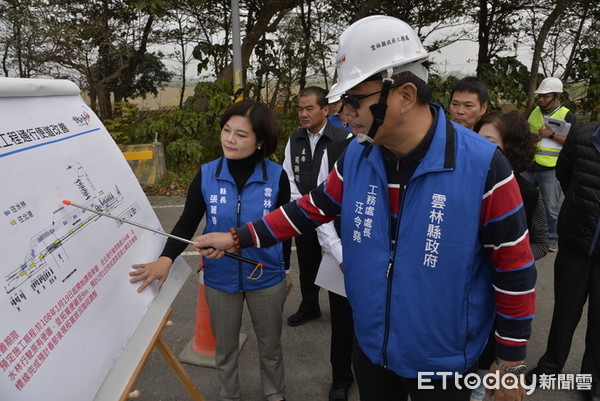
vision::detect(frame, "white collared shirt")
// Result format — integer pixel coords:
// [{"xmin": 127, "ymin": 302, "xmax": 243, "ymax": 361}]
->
[
  {"xmin": 307, "ymin": 122, "xmax": 326, "ymax": 156},
  {"xmin": 283, "ymin": 121, "xmax": 328, "ymax": 200}
]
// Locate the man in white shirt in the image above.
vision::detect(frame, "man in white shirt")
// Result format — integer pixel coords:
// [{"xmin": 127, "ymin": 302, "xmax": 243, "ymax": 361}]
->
[
  {"xmin": 316, "ymin": 128, "xmax": 354, "ymax": 401},
  {"xmin": 283, "ymin": 86, "xmax": 349, "ymax": 326}
]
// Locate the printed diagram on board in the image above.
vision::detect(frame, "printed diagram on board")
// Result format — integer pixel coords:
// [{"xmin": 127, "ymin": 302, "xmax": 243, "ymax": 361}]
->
[{"xmin": 3, "ymin": 162, "xmax": 141, "ymax": 312}]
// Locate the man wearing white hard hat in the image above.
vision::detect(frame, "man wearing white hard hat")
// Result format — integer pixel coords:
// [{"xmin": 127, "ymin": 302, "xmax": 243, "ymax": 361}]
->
[
  {"xmin": 193, "ymin": 16, "xmax": 536, "ymax": 401},
  {"xmin": 522, "ymin": 77, "xmax": 577, "ymax": 253},
  {"xmin": 328, "ymin": 83, "xmax": 351, "ymax": 131}
]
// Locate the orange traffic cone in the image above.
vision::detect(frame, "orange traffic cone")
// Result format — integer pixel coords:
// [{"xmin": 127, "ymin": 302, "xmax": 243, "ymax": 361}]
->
[
  {"xmin": 191, "ymin": 282, "xmax": 216, "ymax": 355},
  {"xmin": 178, "ymin": 271, "xmax": 247, "ymax": 368}
]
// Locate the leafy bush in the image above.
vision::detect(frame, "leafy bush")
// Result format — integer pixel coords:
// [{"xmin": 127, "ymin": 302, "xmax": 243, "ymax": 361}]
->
[
  {"xmin": 273, "ymin": 112, "xmax": 299, "ymax": 163},
  {"xmin": 104, "ymin": 102, "xmax": 143, "ymax": 143},
  {"xmin": 573, "ymin": 48, "xmax": 600, "ymax": 121},
  {"xmin": 108, "ymin": 65, "xmax": 600, "ymax": 191},
  {"xmin": 482, "ymin": 58, "xmax": 530, "ymax": 110},
  {"xmin": 104, "ymin": 79, "xmax": 304, "ymax": 190},
  {"xmin": 131, "ymin": 80, "xmax": 234, "ymax": 182},
  {"xmin": 165, "ymin": 137, "xmax": 204, "ymax": 168},
  {"xmin": 429, "ymin": 74, "xmax": 459, "ymax": 110}
]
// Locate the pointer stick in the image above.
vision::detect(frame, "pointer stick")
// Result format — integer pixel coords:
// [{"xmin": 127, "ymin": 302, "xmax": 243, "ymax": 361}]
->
[{"xmin": 61, "ymin": 200, "xmax": 263, "ymax": 269}]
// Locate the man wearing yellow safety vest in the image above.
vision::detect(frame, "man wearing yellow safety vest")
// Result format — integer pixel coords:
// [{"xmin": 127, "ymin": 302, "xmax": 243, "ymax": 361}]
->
[{"xmin": 522, "ymin": 77, "xmax": 576, "ymax": 253}]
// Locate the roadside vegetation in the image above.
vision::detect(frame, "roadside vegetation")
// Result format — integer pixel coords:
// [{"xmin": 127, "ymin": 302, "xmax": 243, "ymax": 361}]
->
[{"xmin": 2, "ymin": 1, "xmax": 599, "ymax": 193}]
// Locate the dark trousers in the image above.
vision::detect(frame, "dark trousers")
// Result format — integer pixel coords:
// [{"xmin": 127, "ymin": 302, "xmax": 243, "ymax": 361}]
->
[
  {"xmin": 537, "ymin": 246, "xmax": 600, "ymax": 391},
  {"xmin": 329, "ymin": 291, "xmax": 354, "ymax": 388},
  {"xmin": 294, "ymin": 230, "xmax": 322, "ymax": 314},
  {"xmin": 353, "ymin": 341, "xmax": 473, "ymax": 401},
  {"xmin": 477, "ymin": 321, "xmax": 497, "ymax": 370}
]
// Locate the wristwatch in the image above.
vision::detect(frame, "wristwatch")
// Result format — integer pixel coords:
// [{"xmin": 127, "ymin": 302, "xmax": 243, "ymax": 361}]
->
[
  {"xmin": 494, "ymin": 359, "xmax": 527, "ymax": 376},
  {"xmin": 549, "ymin": 132, "xmax": 555, "ymax": 139}
]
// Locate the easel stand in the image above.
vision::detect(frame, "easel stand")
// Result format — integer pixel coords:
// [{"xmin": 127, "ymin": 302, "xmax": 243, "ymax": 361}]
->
[{"xmin": 120, "ymin": 307, "xmax": 205, "ymax": 401}]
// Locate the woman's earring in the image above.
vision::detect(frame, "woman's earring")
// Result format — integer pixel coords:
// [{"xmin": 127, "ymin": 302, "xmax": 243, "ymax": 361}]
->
[{"xmin": 257, "ymin": 145, "xmax": 261, "ymax": 150}]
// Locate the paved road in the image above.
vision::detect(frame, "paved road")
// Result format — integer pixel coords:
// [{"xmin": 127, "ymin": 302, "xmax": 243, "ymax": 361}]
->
[{"xmin": 130, "ymin": 196, "xmax": 588, "ymax": 401}]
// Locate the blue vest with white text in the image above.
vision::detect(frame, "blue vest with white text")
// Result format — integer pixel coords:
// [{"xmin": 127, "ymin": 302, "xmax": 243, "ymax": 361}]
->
[
  {"xmin": 201, "ymin": 158, "xmax": 286, "ymax": 292},
  {"xmin": 340, "ymin": 108, "xmax": 497, "ymax": 377}
]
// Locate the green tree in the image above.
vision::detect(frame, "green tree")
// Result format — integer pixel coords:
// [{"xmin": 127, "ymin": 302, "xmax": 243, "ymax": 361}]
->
[
  {"xmin": 0, "ymin": 0, "xmax": 50, "ymax": 77},
  {"xmin": 479, "ymin": 56, "xmax": 530, "ymax": 110},
  {"xmin": 560, "ymin": 0, "xmax": 598, "ymax": 81},
  {"xmin": 162, "ymin": 7, "xmax": 200, "ymax": 107},
  {"xmin": 28, "ymin": 0, "xmax": 169, "ymax": 120},
  {"xmin": 573, "ymin": 47, "xmax": 600, "ymax": 121},
  {"xmin": 118, "ymin": 52, "xmax": 173, "ymax": 101},
  {"xmin": 524, "ymin": 0, "xmax": 570, "ymax": 112},
  {"xmin": 184, "ymin": 0, "xmax": 232, "ymax": 79},
  {"xmin": 134, "ymin": 79, "xmax": 233, "ymax": 172},
  {"xmin": 216, "ymin": 0, "xmax": 299, "ymax": 81},
  {"xmin": 250, "ymin": 12, "xmax": 304, "ymax": 113},
  {"xmin": 186, "ymin": 0, "xmax": 299, "ymax": 82},
  {"xmin": 473, "ymin": 0, "xmax": 532, "ymax": 77}
]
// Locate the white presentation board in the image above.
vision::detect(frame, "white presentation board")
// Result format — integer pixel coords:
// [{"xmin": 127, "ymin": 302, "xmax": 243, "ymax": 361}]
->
[{"xmin": 0, "ymin": 77, "xmax": 190, "ymax": 401}]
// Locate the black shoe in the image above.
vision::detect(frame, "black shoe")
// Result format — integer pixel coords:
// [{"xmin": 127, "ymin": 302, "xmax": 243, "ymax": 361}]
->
[
  {"xmin": 329, "ymin": 386, "xmax": 348, "ymax": 401},
  {"xmin": 287, "ymin": 310, "xmax": 321, "ymax": 326},
  {"xmin": 526, "ymin": 366, "xmax": 559, "ymax": 386},
  {"xmin": 525, "ymin": 367, "xmax": 543, "ymax": 386},
  {"xmin": 525, "ymin": 368, "xmax": 536, "ymax": 386}
]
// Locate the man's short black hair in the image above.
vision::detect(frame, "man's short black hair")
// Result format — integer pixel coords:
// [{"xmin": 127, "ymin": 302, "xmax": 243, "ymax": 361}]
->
[
  {"xmin": 298, "ymin": 86, "xmax": 329, "ymax": 108},
  {"xmin": 450, "ymin": 76, "xmax": 489, "ymax": 105}
]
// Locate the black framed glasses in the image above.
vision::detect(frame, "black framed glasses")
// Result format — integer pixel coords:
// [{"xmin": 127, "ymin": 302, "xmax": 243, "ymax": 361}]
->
[{"xmin": 340, "ymin": 83, "xmax": 401, "ymax": 110}]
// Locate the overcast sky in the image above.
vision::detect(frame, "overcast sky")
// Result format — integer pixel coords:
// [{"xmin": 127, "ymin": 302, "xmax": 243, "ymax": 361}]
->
[
  {"xmin": 430, "ymin": 39, "xmax": 535, "ymax": 77},
  {"xmin": 159, "ymin": 35, "xmax": 537, "ymax": 83}
]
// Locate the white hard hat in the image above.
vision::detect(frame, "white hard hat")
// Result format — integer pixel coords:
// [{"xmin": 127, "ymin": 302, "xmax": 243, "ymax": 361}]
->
[
  {"xmin": 328, "ymin": 83, "xmax": 341, "ymax": 103},
  {"xmin": 328, "ymin": 15, "xmax": 429, "ymax": 100},
  {"xmin": 535, "ymin": 77, "xmax": 563, "ymax": 94}
]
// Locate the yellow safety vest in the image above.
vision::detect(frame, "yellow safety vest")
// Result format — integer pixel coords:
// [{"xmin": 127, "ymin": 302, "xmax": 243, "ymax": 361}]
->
[{"xmin": 528, "ymin": 106, "xmax": 570, "ymax": 168}]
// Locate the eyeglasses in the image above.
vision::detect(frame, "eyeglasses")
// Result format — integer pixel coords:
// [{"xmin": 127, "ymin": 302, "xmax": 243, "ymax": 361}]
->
[{"xmin": 340, "ymin": 83, "xmax": 402, "ymax": 110}]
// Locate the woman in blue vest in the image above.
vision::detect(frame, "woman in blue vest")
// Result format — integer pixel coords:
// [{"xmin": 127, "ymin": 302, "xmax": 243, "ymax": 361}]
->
[{"xmin": 130, "ymin": 99, "xmax": 291, "ymax": 401}]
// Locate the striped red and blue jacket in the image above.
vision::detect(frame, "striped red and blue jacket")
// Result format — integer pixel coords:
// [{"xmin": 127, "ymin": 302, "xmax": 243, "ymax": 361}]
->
[{"xmin": 238, "ymin": 105, "xmax": 536, "ymax": 377}]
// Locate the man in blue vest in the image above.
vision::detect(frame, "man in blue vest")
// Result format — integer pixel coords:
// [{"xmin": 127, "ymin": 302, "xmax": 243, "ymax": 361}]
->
[
  {"xmin": 194, "ymin": 16, "xmax": 536, "ymax": 401},
  {"xmin": 328, "ymin": 83, "xmax": 351, "ymax": 131},
  {"xmin": 522, "ymin": 77, "xmax": 576, "ymax": 252}
]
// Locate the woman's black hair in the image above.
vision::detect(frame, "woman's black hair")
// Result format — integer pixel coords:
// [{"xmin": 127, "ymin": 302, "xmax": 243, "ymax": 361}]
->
[{"xmin": 220, "ymin": 99, "xmax": 279, "ymax": 160}]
